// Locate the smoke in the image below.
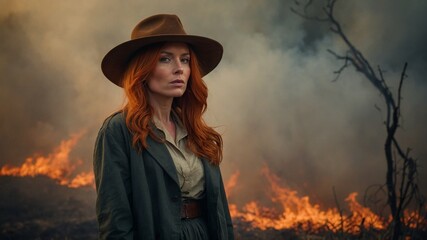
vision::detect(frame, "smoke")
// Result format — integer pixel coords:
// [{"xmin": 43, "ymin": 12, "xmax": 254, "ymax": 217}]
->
[{"xmin": 1, "ymin": 0, "xmax": 426, "ymax": 207}]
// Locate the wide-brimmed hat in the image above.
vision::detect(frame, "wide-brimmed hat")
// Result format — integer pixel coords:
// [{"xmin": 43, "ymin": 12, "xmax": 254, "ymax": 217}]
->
[{"xmin": 101, "ymin": 14, "xmax": 223, "ymax": 87}]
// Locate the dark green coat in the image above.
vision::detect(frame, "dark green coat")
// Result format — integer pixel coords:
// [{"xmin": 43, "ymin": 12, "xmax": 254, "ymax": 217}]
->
[{"xmin": 93, "ymin": 112, "xmax": 234, "ymax": 240}]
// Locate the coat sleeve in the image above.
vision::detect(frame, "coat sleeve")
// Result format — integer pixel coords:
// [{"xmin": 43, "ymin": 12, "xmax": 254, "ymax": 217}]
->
[
  {"xmin": 93, "ymin": 120, "xmax": 134, "ymax": 240},
  {"xmin": 219, "ymin": 171, "xmax": 235, "ymax": 239}
]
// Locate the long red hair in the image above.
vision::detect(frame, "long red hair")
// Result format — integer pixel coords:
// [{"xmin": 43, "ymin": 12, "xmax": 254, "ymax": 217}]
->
[{"xmin": 121, "ymin": 43, "xmax": 223, "ymax": 165}]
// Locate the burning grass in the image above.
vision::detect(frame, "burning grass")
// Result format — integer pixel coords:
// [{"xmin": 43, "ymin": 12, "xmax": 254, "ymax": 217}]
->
[
  {"xmin": 0, "ymin": 131, "xmax": 94, "ymax": 188},
  {"xmin": 226, "ymin": 167, "xmax": 427, "ymax": 239},
  {"xmin": 0, "ymin": 134, "xmax": 426, "ymax": 239}
]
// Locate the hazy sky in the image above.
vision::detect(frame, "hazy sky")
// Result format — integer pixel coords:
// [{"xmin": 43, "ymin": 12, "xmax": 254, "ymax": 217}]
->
[{"xmin": 1, "ymin": 0, "xmax": 426, "ymax": 207}]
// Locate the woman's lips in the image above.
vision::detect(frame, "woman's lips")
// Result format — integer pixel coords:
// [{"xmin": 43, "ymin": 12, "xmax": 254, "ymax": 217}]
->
[{"xmin": 170, "ymin": 79, "xmax": 185, "ymax": 86}]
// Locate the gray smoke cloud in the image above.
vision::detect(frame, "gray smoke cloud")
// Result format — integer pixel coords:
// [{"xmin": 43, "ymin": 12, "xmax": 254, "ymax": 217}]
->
[{"xmin": 1, "ymin": 0, "xmax": 426, "ymax": 207}]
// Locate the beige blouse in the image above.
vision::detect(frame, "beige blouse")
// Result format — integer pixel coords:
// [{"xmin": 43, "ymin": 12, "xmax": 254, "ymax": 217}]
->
[{"xmin": 152, "ymin": 111, "xmax": 205, "ymax": 199}]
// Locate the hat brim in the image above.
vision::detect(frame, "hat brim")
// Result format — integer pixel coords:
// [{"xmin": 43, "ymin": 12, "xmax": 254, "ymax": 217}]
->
[{"xmin": 101, "ymin": 34, "xmax": 223, "ymax": 87}]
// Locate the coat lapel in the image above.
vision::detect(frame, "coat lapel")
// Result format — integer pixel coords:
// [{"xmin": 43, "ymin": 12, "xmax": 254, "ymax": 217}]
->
[
  {"xmin": 144, "ymin": 124, "xmax": 220, "ymax": 197},
  {"xmin": 145, "ymin": 133, "xmax": 180, "ymax": 187}
]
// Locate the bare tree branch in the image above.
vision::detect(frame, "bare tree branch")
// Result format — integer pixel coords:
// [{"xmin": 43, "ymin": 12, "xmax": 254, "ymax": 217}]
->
[
  {"xmin": 291, "ymin": 1, "xmax": 424, "ymax": 238},
  {"xmin": 290, "ymin": 0, "xmax": 330, "ymax": 22},
  {"xmin": 326, "ymin": 49, "xmax": 352, "ymax": 81},
  {"xmin": 377, "ymin": 66, "xmax": 392, "ymax": 128}
]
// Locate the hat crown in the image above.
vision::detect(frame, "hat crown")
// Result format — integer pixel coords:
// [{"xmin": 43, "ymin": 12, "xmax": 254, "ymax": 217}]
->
[{"xmin": 131, "ymin": 14, "xmax": 187, "ymax": 40}]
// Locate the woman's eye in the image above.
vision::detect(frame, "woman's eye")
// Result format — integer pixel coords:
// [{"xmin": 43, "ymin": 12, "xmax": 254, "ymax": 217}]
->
[
  {"xmin": 181, "ymin": 58, "xmax": 190, "ymax": 64},
  {"xmin": 159, "ymin": 57, "xmax": 170, "ymax": 63}
]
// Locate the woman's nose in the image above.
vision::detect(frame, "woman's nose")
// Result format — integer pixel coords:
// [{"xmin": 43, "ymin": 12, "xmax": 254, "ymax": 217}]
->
[{"xmin": 174, "ymin": 61, "xmax": 184, "ymax": 75}]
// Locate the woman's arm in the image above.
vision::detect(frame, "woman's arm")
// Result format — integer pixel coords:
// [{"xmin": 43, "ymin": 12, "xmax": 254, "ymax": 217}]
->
[{"xmin": 93, "ymin": 120, "xmax": 134, "ymax": 239}]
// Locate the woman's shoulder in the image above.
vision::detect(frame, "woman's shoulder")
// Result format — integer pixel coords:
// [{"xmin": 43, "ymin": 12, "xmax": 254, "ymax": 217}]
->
[{"xmin": 99, "ymin": 110, "xmax": 128, "ymax": 135}]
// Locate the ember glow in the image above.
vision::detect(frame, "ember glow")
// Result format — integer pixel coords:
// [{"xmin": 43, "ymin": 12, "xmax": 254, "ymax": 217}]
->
[
  {"xmin": 0, "ymin": 131, "xmax": 94, "ymax": 188},
  {"xmin": 226, "ymin": 166, "xmax": 425, "ymax": 234}
]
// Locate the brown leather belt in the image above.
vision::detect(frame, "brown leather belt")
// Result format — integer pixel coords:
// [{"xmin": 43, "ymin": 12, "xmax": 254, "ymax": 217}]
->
[{"xmin": 181, "ymin": 199, "xmax": 203, "ymax": 219}]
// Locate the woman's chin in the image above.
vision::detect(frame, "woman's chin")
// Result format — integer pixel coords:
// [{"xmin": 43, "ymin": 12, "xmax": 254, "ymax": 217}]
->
[{"xmin": 169, "ymin": 89, "xmax": 186, "ymax": 98}]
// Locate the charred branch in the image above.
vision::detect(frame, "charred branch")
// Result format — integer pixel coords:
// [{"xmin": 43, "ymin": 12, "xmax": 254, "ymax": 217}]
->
[{"xmin": 291, "ymin": 0, "xmax": 424, "ymax": 239}]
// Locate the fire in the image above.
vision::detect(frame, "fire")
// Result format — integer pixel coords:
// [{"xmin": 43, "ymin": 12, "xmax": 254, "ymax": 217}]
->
[
  {"xmin": 0, "ymin": 131, "xmax": 94, "ymax": 188},
  {"xmin": 1, "ymin": 132, "xmax": 425, "ymax": 234},
  {"xmin": 225, "ymin": 170, "xmax": 240, "ymax": 197},
  {"xmin": 68, "ymin": 171, "xmax": 95, "ymax": 188},
  {"xmin": 225, "ymin": 166, "xmax": 425, "ymax": 234}
]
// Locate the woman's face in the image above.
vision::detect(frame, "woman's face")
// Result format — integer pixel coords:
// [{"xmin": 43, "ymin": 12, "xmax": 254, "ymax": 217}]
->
[{"xmin": 147, "ymin": 42, "xmax": 191, "ymax": 99}]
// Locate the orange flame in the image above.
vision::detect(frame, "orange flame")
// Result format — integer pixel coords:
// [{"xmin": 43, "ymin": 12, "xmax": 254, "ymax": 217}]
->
[
  {"xmin": 225, "ymin": 166, "xmax": 425, "ymax": 234},
  {"xmin": 1, "ymin": 133, "xmax": 425, "ymax": 234},
  {"xmin": 225, "ymin": 170, "xmax": 240, "ymax": 197},
  {"xmin": 0, "ymin": 131, "xmax": 94, "ymax": 188}
]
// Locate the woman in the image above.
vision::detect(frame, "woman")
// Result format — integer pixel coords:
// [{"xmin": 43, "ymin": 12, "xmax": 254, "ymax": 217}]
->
[{"xmin": 93, "ymin": 14, "xmax": 234, "ymax": 240}]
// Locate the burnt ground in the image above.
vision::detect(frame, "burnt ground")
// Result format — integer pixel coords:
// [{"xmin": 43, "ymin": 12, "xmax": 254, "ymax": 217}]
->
[
  {"xmin": 0, "ymin": 176, "xmax": 425, "ymax": 240},
  {"xmin": 0, "ymin": 176, "xmax": 97, "ymax": 240}
]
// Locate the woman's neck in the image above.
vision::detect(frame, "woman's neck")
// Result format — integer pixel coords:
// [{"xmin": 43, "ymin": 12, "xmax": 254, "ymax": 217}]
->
[
  {"xmin": 148, "ymin": 92, "xmax": 173, "ymax": 124},
  {"xmin": 148, "ymin": 92, "xmax": 177, "ymax": 140}
]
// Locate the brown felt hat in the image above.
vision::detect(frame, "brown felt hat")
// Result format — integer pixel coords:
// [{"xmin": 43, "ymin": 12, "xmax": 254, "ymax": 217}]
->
[{"xmin": 101, "ymin": 14, "xmax": 223, "ymax": 87}]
